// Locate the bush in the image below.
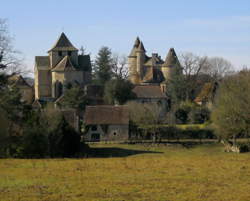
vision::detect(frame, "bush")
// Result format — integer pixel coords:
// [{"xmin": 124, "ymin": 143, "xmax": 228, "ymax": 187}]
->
[
  {"xmin": 189, "ymin": 107, "xmax": 210, "ymax": 124},
  {"xmin": 175, "ymin": 101, "xmax": 195, "ymax": 124},
  {"xmin": 175, "ymin": 108, "xmax": 189, "ymax": 124},
  {"xmin": 175, "ymin": 101, "xmax": 211, "ymax": 124},
  {"xmin": 158, "ymin": 125, "xmax": 215, "ymax": 140},
  {"xmin": 21, "ymin": 127, "xmax": 49, "ymax": 158},
  {"xmin": 48, "ymin": 117, "xmax": 84, "ymax": 158}
]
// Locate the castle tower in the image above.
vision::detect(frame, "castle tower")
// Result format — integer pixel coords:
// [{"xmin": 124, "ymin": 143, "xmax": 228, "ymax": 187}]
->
[
  {"xmin": 128, "ymin": 37, "xmax": 140, "ymax": 84},
  {"xmin": 136, "ymin": 41, "xmax": 146, "ymax": 81},
  {"xmin": 48, "ymin": 32, "xmax": 79, "ymax": 68},
  {"xmin": 161, "ymin": 48, "xmax": 181, "ymax": 81}
]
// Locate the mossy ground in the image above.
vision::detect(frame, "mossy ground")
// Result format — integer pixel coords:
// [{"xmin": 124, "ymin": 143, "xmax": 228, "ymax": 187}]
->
[{"xmin": 1, "ymin": 143, "xmax": 250, "ymax": 201}]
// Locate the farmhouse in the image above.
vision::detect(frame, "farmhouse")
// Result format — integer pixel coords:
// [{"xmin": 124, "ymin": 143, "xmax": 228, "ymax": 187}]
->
[{"xmin": 84, "ymin": 105, "xmax": 129, "ymax": 142}]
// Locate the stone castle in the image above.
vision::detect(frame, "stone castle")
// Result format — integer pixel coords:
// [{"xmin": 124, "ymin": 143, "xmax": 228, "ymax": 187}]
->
[
  {"xmin": 34, "ymin": 32, "xmax": 91, "ymax": 101},
  {"xmin": 128, "ymin": 37, "xmax": 181, "ymax": 85},
  {"xmin": 34, "ymin": 33, "xmax": 181, "ymax": 104}
]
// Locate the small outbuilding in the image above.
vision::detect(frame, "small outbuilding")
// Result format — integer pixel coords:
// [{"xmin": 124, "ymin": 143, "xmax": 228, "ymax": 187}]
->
[{"xmin": 84, "ymin": 105, "xmax": 129, "ymax": 142}]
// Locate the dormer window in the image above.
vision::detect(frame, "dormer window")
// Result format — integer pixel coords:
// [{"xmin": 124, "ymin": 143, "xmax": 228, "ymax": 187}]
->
[
  {"xmin": 58, "ymin": 51, "xmax": 62, "ymax": 56},
  {"xmin": 67, "ymin": 51, "xmax": 72, "ymax": 56}
]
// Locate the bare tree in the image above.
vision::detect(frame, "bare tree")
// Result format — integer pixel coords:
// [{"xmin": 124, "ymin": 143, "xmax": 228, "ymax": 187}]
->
[
  {"xmin": 180, "ymin": 52, "xmax": 207, "ymax": 77},
  {"xmin": 202, "ymin": 57, "xmax": 234, "ymax": 81},
  {"xmin": 0, "ymin": 18, "xmax": 26, "ymax": 75},
  {"xmin": 212, "ymin": 69, "xmax": 250, "ymax": 152},
  {"xmin": 112, "ymin": 53, "xmax": 129, "ymax": 80},
  {"xmin": 127, "ymin": 102, "xmax": 165, "ymax": 141},
  {"xmin": 179, "ymin": 52, "xmax": 209, "ymax": 100}
]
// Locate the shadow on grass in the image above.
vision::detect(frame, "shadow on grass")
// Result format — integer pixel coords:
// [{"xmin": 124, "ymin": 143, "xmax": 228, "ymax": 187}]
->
[{"xmin": 87, "ymin": 147, "xmax": 163, "ymax": 158}]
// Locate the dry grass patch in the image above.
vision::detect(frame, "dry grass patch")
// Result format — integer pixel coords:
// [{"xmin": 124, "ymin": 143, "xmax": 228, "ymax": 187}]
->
[{"xmin": 1, "ymin": 144, "xmax": 250, "ymax": 201}]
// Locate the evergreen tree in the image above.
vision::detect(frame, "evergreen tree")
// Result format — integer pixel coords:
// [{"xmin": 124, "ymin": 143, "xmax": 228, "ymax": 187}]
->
[
  {"xmin": 104, "ymin": 78, "xmax": 136, "ymax": 105},
  {"xmin": 93, "ymin": 46, "xmax": 113, "ymax": 85},
  {"xmin": 58, "ymin": 85, "xmax": 88, "ymax": 111}
]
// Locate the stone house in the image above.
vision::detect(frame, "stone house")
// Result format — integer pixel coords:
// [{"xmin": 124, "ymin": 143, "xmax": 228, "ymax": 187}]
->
[
  {"xmin": 84, "ymin": 105, "xmax": 129, "ymax": 142},
  {"xmin": 132, "ymin": 84, "xmax": 169, "ymax": 116},
  {"xmin": 34, "ymin": 32, "xmax": 91, "ymax": 101},
  {"xmin": 8, "ymin": 74, "xmax": 34, "ymax": 104}
]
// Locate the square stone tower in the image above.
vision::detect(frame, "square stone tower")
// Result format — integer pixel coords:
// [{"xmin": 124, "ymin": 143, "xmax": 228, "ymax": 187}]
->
[{"xmin": 34, "ymin": 33, "xmax": 92, "ymax": 101}]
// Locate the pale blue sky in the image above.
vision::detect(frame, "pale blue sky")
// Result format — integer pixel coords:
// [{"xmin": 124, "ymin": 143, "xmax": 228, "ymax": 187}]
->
[{"xmin": 2, "ymin": 0, "xmax": 250, "ymax": 73}]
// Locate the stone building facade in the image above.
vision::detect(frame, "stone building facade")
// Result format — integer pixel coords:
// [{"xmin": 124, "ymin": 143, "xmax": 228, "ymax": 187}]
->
[
  {"xmin": 34, "ymin": 32, "xmax": 91, "ymax": 101},
  {"xmin": 84, "ymin": 105, "xmax": 129, "ymax": 142},
  {"xmin": 8, "ymin": 74, "xmax": 34, "ymax": 104},
  {"xmin": 128, "ymin": 37, "xmax": 181, "ymax": 85}
]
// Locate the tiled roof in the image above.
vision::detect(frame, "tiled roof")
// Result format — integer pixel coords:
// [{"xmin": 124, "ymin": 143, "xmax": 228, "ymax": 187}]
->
[
  {"xmin": 48, "ymin": 32, "xmax": 78, "ymax": 52},
  {"xmin": 51, "ymin": 56, "xmax": 77, "ymax": 72},
  {"xmin": 84, "ymin": 105, "xmax": 129, "ymax": 125},
  {"xmin": 132, "ymin": 85, "xmax": 167, "ymax": 99},
  {"xmin": 194, "ymin": 82, "xmax": 217, "ymax": 103}
]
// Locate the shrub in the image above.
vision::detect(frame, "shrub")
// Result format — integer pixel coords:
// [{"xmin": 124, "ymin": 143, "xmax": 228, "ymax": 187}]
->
[
  {"xmin": 21, "ymin": 127, "xmax": 49, "ymax": 158},
  {"xmin": 189, "ymin": 107, "xmax": 211, "ymax": 124},
  {"xmin": 48, "ymin": 117, "xmax": 83, "ymax": 158}
]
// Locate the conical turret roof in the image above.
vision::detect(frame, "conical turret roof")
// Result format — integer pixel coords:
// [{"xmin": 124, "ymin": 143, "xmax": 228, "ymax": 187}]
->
[
  {"xmin": 51, "ymin": 55, "xmax": 77, "ymax": 72},
  {"xmin": 129, "ymin": 37, "xmax": 141, "ymax": 57},
  {"xmin": 48, "ymin": 32, "xmax": 78, "ymax": 52},
  {"xmin": 138, "ymin": 41, "xmax": 146, "ymax": 52},
  {"xmin": 134, "ymin": 37, "xmax": 140, "ymax": 47},
  {"xmin": 163, "ymin": 48, "xmax": 180, "ymax": 67}
]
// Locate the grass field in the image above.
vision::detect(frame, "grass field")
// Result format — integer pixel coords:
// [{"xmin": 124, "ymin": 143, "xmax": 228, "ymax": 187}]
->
[{"xmin": 1, "ymin": 143, "xmax": 250, "ymax": 201}]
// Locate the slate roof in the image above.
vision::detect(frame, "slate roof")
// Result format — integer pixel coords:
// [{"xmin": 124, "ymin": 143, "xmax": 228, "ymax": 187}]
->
[
  {"xmin": 144, "ymin": 54, "xmax": 164, "ymax": 66},
  {"xmin": 51, "ymin": 55, "xmax": 77, "ymax": 72},
  {"xmin": 35, "ymin": 56, "xmax": 50, "ymax": 67},
  {"xmin": 132, "ymin": 85, "xmax": 167, "ymax": 99},
  {"xmin": 84, "ymin": 105, "xmax": 129, "ymax": 125},
  {"xmin": 129, "ymin": 37, "xmax": 140, "ymax": 57},
  {"xmin": 138, "ymin": 41, "xmax": 146, "ymax": 52},
  {"xmin": 163, "ymin": 48, "xmax": 180, "ymax": 67},
  {"xmin": 129, "ymin": 37, "xmax": 146, "ymax": 57},
  {"xmin": 48, "ymin": 32, "xmax": 78, "ymax": 52}
]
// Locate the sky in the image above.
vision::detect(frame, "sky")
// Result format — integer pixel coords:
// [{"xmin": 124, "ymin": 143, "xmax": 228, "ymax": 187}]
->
[{"xmin": 2, "ymin": 0, "xmax": 250, "ymax": 75}]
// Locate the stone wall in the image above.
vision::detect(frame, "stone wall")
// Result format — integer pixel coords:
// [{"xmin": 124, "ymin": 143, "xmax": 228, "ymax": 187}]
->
[
  {"xmin": 85, "ymin": 124, "xmax": 129, "ymax": 142},
  {"xmin": 35, "ymin": 69, "xmax": 52, "ymax": 99}
]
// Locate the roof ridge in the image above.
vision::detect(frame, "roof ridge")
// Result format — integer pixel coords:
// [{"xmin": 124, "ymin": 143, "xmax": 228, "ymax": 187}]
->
[
  {"xmin": 48, "ymin": 32, "xmax": 78, "ymax": 52},
  {"xmin": 52, "ymin": 55, "xmax": 77, "ymax": 72}
]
